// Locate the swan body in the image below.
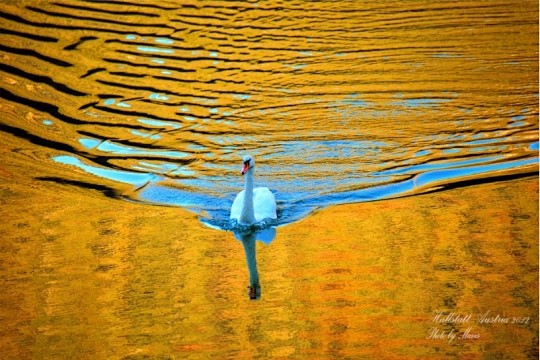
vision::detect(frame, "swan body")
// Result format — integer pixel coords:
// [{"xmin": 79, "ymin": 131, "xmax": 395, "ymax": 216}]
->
[
  {"xmin": 230, "ymin": 155, "xmax": 277, "ymax": 224},
  {"xmin": 230, "ymin": 188, "xmax": 276, "ymax": 223}
]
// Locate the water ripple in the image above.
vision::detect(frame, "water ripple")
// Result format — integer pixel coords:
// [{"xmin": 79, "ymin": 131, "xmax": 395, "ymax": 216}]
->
[{"xmin": 0, "ymin": 0, "xmax": 537, "ymax": 229}]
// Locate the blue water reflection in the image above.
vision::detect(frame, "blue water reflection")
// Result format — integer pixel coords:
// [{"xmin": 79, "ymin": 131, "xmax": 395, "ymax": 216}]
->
[
  {"xmin": 79, "ymin": 138, "xmax": 189, "ymax": 159},
  {"xmin": 137, "ymin": 46, "xmax": 175, "ymax": 54},
  {"xmin": 129, "ymin": 157, "xmax": 538, "ymax": 229},
  {"xmin": 148, "ymin": 93, "xmax": 169, "ymax": 101},
  {"xmin": 376, "ymin": 156, "xmax": 503, "ymax": 176},
  {"xmin": 46, "ymin": 21, "xmax": 538, "ymax": 232},
  {"xmin": 413, "ymin": 158, "xmax": 536, "ymax": 188},
  {"xmin": 54, "ymin": 155, "xmax": 160, "ymax": 185},
  {"xmin": 137, "ymin": 118, "xmax": 181, "ymax": 129}
]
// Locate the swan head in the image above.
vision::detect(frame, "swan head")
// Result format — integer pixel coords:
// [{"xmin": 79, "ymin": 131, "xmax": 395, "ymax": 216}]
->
[{"xmin": 241, "ymin": 155, "xmax": 254, "ymax": 175}]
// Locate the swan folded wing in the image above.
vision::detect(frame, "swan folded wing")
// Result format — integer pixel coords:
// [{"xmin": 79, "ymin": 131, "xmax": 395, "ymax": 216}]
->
[
  {"xmin": 253, "ymin": 187, "xmax": 277, "ymax": 221},
  {"xmin": 230, "ymin": 190, "xmax": 245, "ymax": 220}
]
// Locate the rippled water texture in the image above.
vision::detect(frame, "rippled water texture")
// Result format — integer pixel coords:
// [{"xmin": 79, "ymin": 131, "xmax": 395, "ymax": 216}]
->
[
  {"xmin": 0, "ymin": 1, "xmax": 538, "ymax": 226},
  {"xmin": 0, "ymin": 1, "xmax": 539, "ymax": 359},
  {"xmin": 0, "ymin": 163, "xmax": 538, "ymax": 359}
]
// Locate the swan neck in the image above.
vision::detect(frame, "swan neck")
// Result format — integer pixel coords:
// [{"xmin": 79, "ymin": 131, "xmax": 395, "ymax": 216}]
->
[
  {"xmin": 240, "ymin": 167, "xmax": 255, "ymax": 224},
  {"xmin": 245, "ymin": 167, "xmax": 254, "ymax": 192}
]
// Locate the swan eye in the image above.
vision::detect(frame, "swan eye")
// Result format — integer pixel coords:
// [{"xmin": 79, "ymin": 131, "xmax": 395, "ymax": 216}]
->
[{"xmin": 244, "ymin": 159, "xmax": 250, "ymax": 166}]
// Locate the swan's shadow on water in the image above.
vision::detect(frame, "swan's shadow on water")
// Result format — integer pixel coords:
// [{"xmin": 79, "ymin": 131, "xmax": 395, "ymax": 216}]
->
[{"xmin": 232, "ymin": 226, "xmax": 276, "ymax": 300}]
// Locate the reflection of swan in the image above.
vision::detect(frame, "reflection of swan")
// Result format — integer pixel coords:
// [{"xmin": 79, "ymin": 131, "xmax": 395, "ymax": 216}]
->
[
  {"xmin": 238, "ymin": 231, "xmax": 260, "ymax": 299},
  {"xmin": 234, "ymin": 228, "xmax": 276, "ymax": 300},
  {"xmin": 230, "ymin": 155, "xmax": 277, "ymax": 225}
]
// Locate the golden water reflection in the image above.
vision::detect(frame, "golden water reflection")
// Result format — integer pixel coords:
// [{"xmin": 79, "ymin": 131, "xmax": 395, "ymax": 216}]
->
[
  {"xmin": 0, "ymin": 0, "xmax": 538, "ymax": 357},
  {"xmin": 0, "ymin": 0, "xmax": 537, "ymax": 227},
  {"xmin": 0, "ymin": 152, "xmax": 537, "ymax": 358}
]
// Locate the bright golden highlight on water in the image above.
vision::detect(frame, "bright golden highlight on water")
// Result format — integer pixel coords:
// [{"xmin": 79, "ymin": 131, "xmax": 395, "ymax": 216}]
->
[
  {"xmin": 0, "ymin": 148, "xmax": 537, "ymax": 358},
  {"xmin": 0, "ymin": 0, "xmax": 538, "ymax": 358}
]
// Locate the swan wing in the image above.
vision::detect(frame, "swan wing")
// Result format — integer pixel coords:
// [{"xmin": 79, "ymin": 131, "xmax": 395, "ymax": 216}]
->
[
  {"xmin": 230, "ymin": 190, "xmax": 245, "ymax": 220},
  {"xmin": 253, "ymin": 187, "xmax": 277, "ymax": 221}
]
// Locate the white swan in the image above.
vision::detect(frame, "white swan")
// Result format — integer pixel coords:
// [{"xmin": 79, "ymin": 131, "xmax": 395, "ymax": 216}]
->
[{"xmin": 230, "ymin": 155, "xmax": 277, "ymax": 225}]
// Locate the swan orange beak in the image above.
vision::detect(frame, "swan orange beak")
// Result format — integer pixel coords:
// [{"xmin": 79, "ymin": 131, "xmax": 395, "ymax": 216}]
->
[{"xmin": 241, "ymin": 163, "xmax": 249, "ymax": 175}]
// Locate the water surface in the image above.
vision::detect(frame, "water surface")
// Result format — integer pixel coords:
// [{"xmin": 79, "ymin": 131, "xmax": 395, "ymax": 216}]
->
[
  {"xmin": 0, "ymin": 0, "xmax": 537, "ymax": 228},
  {"xmin": 0, "ymin": 163, "xmax": 537, "ymax": 359},
  {"xmin": 0, "ymin": 2, "xmax": 538, "ymax": 358}
]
